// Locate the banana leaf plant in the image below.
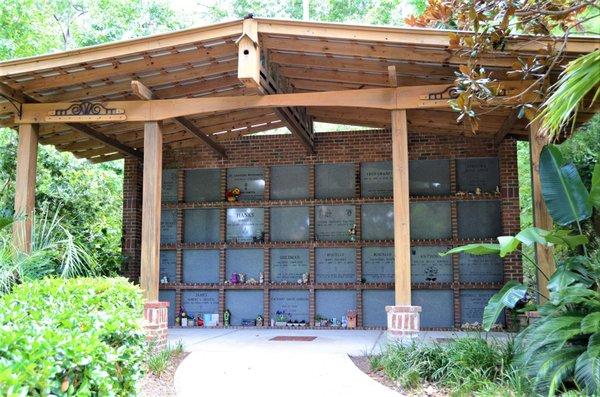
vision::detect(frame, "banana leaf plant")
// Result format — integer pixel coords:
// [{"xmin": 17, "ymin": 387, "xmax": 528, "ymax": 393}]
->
[{"xmin": 441, "ymin": 145, "xmax": 600, "ymax": 395}]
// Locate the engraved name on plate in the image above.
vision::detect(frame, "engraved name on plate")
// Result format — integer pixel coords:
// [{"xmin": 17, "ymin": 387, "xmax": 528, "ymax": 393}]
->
[
  {"xmin": 226, "ymin": 208, "xmax": 265, "ymax": 243},
  {"xmin": 315, "ymin": 205, "xmax": 355, "ymax": 241}
]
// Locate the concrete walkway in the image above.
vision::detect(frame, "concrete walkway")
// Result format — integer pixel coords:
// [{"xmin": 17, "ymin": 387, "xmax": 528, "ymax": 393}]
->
[
  {"xmin": 170, "ymin": 328, "xmax": 397, "ymax": 397},
  {"xmin": 169, "ymin": 329, "xmax": 510, "ymax": 397}
]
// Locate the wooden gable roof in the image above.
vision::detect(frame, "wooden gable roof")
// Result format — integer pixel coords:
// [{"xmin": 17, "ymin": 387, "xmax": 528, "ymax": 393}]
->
[{"xmin": 1, "ymin": 18, "xmax": 597, "ymax": 162}]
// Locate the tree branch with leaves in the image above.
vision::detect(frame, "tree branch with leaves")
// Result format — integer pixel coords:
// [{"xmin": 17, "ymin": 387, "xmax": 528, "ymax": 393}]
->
[{"xmin": 406, "ymin": 0, "xmax": 600, "ymax": 140}]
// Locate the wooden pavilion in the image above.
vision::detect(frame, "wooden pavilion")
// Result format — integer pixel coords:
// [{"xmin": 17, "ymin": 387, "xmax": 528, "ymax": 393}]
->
[{"xmin": 2, "ymin": 17, "xmax": 597, "ymax": 336}]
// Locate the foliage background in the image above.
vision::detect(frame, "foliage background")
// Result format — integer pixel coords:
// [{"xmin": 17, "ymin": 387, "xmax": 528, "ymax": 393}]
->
[{"xmin": 0, "ymin": 0, "xmax": 597, "ymax": 278}]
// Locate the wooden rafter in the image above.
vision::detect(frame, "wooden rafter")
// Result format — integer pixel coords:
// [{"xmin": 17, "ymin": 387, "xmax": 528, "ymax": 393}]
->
[
  {"xmin": 131, "ymin": 80, "xmax": 227, "ymax": 158},
  {"xmin": 259, "ymin": 69, "xmax": 314, "ymax": 152},
  {"xmin": 0, "ymin": 81, "xmax": 141, "ymax": 159},
  {"xmin": 494, "ymin": 110, "xmax": 520, "ymax": 145},
  {"xmin": 236, "ymin": 17, "xmax": 314, "ymax": 152}
]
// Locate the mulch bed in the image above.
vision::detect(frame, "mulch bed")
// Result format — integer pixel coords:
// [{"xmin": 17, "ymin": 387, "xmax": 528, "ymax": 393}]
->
[
  {"xmin": 350, "ymin": 356, "xmax": 448, "ymax": 397},
  {"xmin": 139, "ymin": 352, "xmax": 189, "ymax": 397}
]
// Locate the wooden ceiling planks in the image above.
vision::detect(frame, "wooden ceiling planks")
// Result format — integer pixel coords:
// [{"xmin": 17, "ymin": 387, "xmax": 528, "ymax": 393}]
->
[
  {"xmin": 261, "ymin": 36, "xmax": 518, "ymax": 68},
  {"xmin": 10, "ymin": 42, "xmax": 239, "ymax": 92}
]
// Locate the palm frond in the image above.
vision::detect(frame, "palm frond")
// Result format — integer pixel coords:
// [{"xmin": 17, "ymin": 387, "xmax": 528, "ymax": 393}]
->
[{"xmin": 536, "ymin": 50, "xmax": 600, "ymax": 140}]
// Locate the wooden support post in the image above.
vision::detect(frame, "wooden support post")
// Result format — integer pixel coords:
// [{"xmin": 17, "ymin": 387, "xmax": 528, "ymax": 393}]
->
[
  {"xmin": 140, "ymin": 121, "xmax": 163, "ymax": 302},
  {"xmin": 391, "ymin": 109, "xmax": 411, "ymax": 305},
  {"xmin": 529, "ymin": 120, "xmax": 555, "ymax": 302},
  {"xmin": 387, "ymin": 109, "xmax": 421, "ymax": 336},
  {"xmin": 13, "ymin": 123, "xmax": 38, "ymax": 252}
]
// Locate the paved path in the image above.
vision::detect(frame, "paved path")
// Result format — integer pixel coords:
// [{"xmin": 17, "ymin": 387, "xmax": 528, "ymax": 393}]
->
[
  {"xmin": 170, "ymin": 328, "xmax": 398, "ymax": 397},
  {"xmin": 169, "ymin": 329, "xmax": 510, "ymax": 397}
]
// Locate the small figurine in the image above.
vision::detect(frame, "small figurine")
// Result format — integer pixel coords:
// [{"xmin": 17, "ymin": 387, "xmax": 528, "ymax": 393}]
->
[
  {"xmin": 196, "ymin": 314, "xmax": 204, "ymax": 327},
  {"xmin": 348, "ymin": 224, "xmax": 356, "ymax": 241},
  {"xmin": 495, "ymin": 185, "xmax": 501, "ymax": 195},
  {"xmin": 347, "ymin": 310, "xmax": 357, "ymax": 329},
  {"xmin": 456, "ymin": 191, "xmax": 466, "ymax": 197},
  {"xmin": 256, "ymin": 315, "xmax": 264, "ymax": 327},
  {"xmin": 226, "ymin": 187, "xmax": 241, "ymax": 202},
  {"xmin": 475, "ymin": 187, "xmax": 482, "ymax": 195},
  {"xmin": 247, "ymin": 277, "xmax": 257, "ymax": 284},
  {"xmin": 239, "ymin": 273, "xmax": 246, "ymax": 284},
  {"xmin": 302, "ymin": 273, "xmax": 309, "ymax": 284},
  {"xmin": 230, "ymin": 273, "xmax": 240, "ymax": 284},
  {"xmin": 297, "ymin": 277, "xmax": 303, "ymax": 284},
  {"xmin": 160, "ymin": 276, "xmax": 168, "ymax": 284},
  {"xmin": 259, "ymin": 272, "xmax": 264, "ymax": 284},
  {"xmin": 224, "ymin": 309, "xmax": 231, "ymax": 327}
]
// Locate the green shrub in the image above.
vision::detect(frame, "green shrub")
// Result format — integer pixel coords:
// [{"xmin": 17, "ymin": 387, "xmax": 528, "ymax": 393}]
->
[
  {"xmin": 146, "ymin": 341, "xmax": 184, "ymax": 377},
  {"xmin": 0, "ymin": 277, "xmax": 146, "ymax": 396},
  {"xmin": 374, "ymin": 337, "xmax": 533, "ymax": 396}
]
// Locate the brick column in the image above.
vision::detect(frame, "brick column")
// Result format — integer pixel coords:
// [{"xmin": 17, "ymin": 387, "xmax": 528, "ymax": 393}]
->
[
  {"xmin": 499, "ymin": 138, "xmax": 522, "ymax": 283},
  {"xmin": 143, "ymin": 301, "xmax": 169, "ymax": 351},
  {"xmin": 122, "ymin": 157, "xmax": 143, "ymax": 283},
  {"xmin": 386, "ymin": 305, "xmax": 421, "ymax": 337}
]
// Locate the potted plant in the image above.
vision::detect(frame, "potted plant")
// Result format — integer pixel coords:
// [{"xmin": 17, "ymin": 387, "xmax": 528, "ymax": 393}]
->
[{"xmin": 274, "ymin": 310, "xmax": 289, "ymax": 327}]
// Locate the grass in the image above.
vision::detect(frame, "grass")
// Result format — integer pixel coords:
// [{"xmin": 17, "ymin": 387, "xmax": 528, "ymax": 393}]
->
[
  {"xmin": 371, "ymin": 336, "xmax": 534, "ymax": 396},
  {"xmin": 146, "ymin": 340, "xmax": 185, "ymax": 377}
]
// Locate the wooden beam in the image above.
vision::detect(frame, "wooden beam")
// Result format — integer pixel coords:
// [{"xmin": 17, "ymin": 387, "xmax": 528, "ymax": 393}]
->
[
  {"xmin": 131, "ymin": 80, "xmax": 153, "ymax": 100},
  {"xmin": 259, "ymin": 70, "xmax": 314, "ymax": 152},
  {"xmin": 530, "ymin": 119, "xmax": 555, "ymax": 302},
  {"xmin": 140, "ymin": 121, "xmax": 163, "ymax": 301},
  {"xmin": 17, "ymin": 80, "xmax": 537, "ymax": 123},
  {"xmin": 13, "ymin": 123, "xmax": 38, "ymax": 253},
  {"xmin": 236, "ymin": 18, "xmax": 314, "ymax": 152},
  {"xmin": 173, "ymin": 116, "xmax": 227, "ymax": 157},
  {"xmin": 1, "ymin": 81, "xmax": 142, "ymax": 159},
  {"xmin": 387, "ymin": 65, "xmax": 398, "ymax": 88},
  {"xmin": 255, "ymin": 18, "xmax": 598, "ymax": 54},
  {"xmin": 66, "ymin": 122, "xmax": 142, "ymax": 158},
  {"xmin": 131, "ymin": 80, "xmax": 227, "ymax": 158},
  {"xmin": 391, "ymin": 109, "xmax": 411, "ymax": 305},
  {"xmin": 494, "ymin": 110, "xmax": 519, "ymax": 145},
  {"xmin": 0, "ymin": 81, "xmax": 25, "ymax": 103}
]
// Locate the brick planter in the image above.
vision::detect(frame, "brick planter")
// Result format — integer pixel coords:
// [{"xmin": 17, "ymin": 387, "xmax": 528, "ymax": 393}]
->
[
  {"xmin": 386, "ymin": 305, "xmax": 421, "ymax": 337},
  {"xmin": 143, "ymin": 301, "xmax": 169, "ymax": 351}
]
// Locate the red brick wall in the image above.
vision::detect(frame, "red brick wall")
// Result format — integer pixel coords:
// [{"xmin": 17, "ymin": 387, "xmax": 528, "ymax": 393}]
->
[
  {"xmin": 121, "ymin": 129, "xmax": 522, "ymax": 329},
  {"xmin": 499, "ymin": 138, "xmax": 523, "ymax": 282},
  {"xmin": 122, "ymin": 157, "xmax": 142, "ymax": 282}
]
